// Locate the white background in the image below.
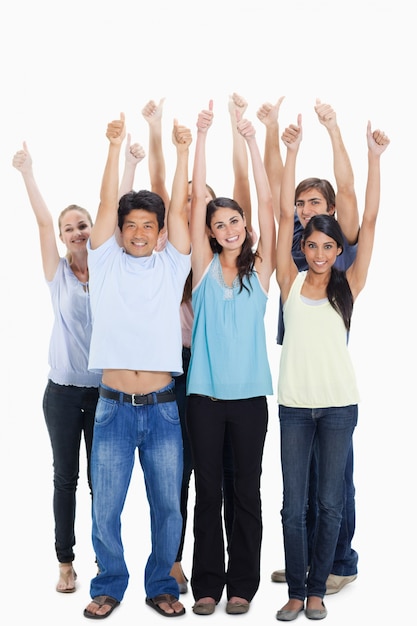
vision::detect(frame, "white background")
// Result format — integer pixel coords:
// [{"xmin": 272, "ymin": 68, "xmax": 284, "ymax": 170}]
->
[{"xmin": 1, "ymin": 1, "xmax": 415, "ymax": 624}]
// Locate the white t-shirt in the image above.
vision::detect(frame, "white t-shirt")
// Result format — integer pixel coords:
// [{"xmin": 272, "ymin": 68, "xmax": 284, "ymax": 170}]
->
[{"xmin": 87, "ymin": 236, "xmax": 191, "ymax": 376}]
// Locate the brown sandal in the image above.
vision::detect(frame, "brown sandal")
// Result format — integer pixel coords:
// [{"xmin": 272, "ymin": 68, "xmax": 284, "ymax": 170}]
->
[
  {"xmin": 146, "ymin": 594, "xmax": 185, "ymax": 617},
  {"xmin": 83, "ymin": 595, "xmax": 120, "ymax": 619}
]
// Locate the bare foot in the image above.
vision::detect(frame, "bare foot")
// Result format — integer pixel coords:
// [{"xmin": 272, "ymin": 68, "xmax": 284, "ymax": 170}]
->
[
  {"xmin": 146, "ymin": 594, "xmax": 185, "ymax": 616},
  {"xmin": 228, "ymin": 596, "xmax": 249, "ymax": 604},
  {"xmin": 306, "ymin": 596, "xmax": 325, "ymax": 611},
  {"xmin": 158, "ymin": 598, "xmax": 184, "ymax": 615},
  {"xmin": 170, "ymin": 561, "xmax": 187, "ymax": 584},
  {"xmin": 84, "ymin": 596, "xmax": 120, "ymax": 618},
  {"xmin": 195, "ymin": 596, "xmax": 216, "ymax": 605},
  {"xmin": 279, "ymin": 599, "xmax": 304, "ymax": 612},
  {"xmin": 56, "ymin": 563, "xmax": 77, "ymax": 593}
]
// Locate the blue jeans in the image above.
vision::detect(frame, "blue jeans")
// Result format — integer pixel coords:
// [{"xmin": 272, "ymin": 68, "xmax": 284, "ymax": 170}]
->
[
  {"xmin": 43, "ymin": 380, "xmax": 98, "ymax": 563},
  {"xmin": 279, "ymin": 404, "xmax": 357, "ymax": 600},
  {"xmin": 89, "ymin": 381, "xmax": 183, "ymax": 602},
  {"xmin": 307, "ymin": 441, "xmax": 358, "ymax": 575}
]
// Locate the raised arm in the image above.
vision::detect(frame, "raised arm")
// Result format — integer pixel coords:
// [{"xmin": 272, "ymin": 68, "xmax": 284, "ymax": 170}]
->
[
  {"xmin": 276, "ymin": 115, "xmax": 303, "ymax": 302},
  {"xmin": 167, "ymin": 119, "xmax": 192, "ymax": 255},
  {"xmin": 236, "ymin": 114, "xmax": 275, "ymax": 289},
  {"xmin": 190, "ymin": 101, "xmax": 215, "ymax": 284},
  {"xmin": 12, "ymin": 142, "xmax": 60, "ymax": 280},
  {"xmin": 228, "ymin": 93, "xmax": 252, "ymax": 232},
  {"xmin": 257, "ymin": 97, "xmax": 285, "ymax": 223},
  {"xmin": 142, "ymin": 98, "xmax": 170, "ymax": 210},
  {"xmin": 315, "ymin": 98, "xmax": 359, "ymax": 243},
  {"xmin": 90, "ymin": 113, "xmax": 126, "ymax": 249},
  {"xmin": 118, "ymin": 133, "xmax": 146, "ymax": 198},
  {"xmin": 346, "ymin": 122, "xmax": 390, "ymax": 300}
]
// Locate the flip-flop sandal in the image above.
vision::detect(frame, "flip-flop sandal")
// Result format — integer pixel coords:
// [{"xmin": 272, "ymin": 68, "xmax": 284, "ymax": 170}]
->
[
  {"xmin": 84, "ymin": 596, "xmax": 120, "ymax": 619},
  {"xmin": 146, "ymin": 594, "xmax": 186, "ymax": 617},
  {"xmin": 56, "ymin": 566, "xmax": 77, "ymax": 593}
]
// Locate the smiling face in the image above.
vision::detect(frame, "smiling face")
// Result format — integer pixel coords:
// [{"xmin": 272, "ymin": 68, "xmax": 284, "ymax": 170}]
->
[
  {"xmin": 209, "ymin": 207, "xmax": 247, "ymax": 251},
  {"xmin": 59, "ymin": 208, "xmax": 92, "ymax": 253},
  {"xmin": 295, "ymin": 188, "xmax": 335, "ymax": 229},
  {"xmin": 120, "ymin": 209, "xmax": 160, "ymax": 257},
  {"xmin": 301, "ymin": 228, "xmax": 342, "ymax": 274}
]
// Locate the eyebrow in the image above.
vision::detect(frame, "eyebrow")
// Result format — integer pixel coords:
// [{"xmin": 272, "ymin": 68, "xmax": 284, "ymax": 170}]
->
[
  {"xmin": 305, "ymin": 238, "xmax": 336, "ymax": 245},
  {"xmin": 213, "ymin": 216, "xmax": 238, "ymax": 227},
  {"xmin": 296, "ymin": 197, "xmax": 322, "ymax": 203},
  {"xmin": 63, "ymin": 220, "xmax": 87, "ymax": 228}
]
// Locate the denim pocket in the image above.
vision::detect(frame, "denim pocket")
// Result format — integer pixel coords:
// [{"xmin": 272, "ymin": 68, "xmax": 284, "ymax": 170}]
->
[
  {"xmin": 157, "ymin": 400, "xmax": 181, "ymax": 425},
  {"xmin": 94, "ymin": 397, "xmax": 118, "ymax": 426}
]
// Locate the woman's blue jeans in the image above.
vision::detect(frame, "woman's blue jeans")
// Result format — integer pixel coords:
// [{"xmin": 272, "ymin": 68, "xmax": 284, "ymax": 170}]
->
[
  {"xmin": 89, "ymin": 381, "xmax": 183, "ymax": 602},
  {"xmin": 43, "ymin": 380, "xmax": 98, "ymax": 563},
  {"xmin": 279, "ymin": 404, "xmax": 358, "ymax": 600}
]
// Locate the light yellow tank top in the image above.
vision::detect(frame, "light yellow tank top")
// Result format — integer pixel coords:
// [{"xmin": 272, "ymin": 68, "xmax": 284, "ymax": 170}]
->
[{"xmin": 278, "ymin": 272, "xmax": 360, "ymax": 408}]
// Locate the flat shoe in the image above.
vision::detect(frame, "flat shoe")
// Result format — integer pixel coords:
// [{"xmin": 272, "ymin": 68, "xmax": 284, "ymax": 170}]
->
[
  {"xmin": 226, "ymin": 600, "xmax": 250, "ymax": 614},
  {"xmin": 146, "ymin": 594, "xmax": 185, "ymax": 617},
  {"xmin": 178, "ymin": 580, "xmax": 188, "ymax": 594},
  {"xmin": 276, "ymin": 606, "xmax": 304, "ymax": 621},
  {"xmin": 271, "ymin": 569, "xmax": 287, "ymax": 583},
  {"xmin": 325, "ymin": 574, "xmax": 357, "ymax": 595},
  {"xmin": 192, "ymin": 601, "xmax": 216, "ymax": 615},
  {"xmin": 305, "ymin": 603, "xmax": 327, "ymax": 620},
  {"xmin": 84, "ymin": 596, "xmax": 120, "ymax": 619}
]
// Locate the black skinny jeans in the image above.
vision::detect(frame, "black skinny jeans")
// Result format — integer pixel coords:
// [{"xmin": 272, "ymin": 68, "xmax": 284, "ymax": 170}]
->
[{"xmin": 42, "ymin": 380, "xmax": 99, "ymax": 563}]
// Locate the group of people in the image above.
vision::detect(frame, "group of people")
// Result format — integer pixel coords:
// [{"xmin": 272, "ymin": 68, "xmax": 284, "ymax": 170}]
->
[{"xmin": 12, "ymin": 94, "xmax": 389, "ymax": 621}]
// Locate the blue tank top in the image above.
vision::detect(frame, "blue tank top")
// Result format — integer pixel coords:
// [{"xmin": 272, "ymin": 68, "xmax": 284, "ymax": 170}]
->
[{"xmin": 187, "ymin": 254, "xmax": 273, "ymax": 400}]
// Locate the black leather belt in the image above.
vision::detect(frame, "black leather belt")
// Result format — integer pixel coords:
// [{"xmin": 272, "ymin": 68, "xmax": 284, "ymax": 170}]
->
[{"xmin": 99, "ymin": 386, "xmax": 175, "ymax": 406}]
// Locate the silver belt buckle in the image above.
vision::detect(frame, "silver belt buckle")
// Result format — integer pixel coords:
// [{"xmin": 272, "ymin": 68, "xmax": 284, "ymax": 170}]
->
[{"xmin": 131, "ymin": 393, "xmax": 146, "ymax": 406}]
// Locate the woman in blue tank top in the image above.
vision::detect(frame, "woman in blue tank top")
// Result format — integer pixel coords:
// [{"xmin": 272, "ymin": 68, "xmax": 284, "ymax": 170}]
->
[{"xmin": 186, "ymin": 101, "xmax": 276, "ymax": 616}]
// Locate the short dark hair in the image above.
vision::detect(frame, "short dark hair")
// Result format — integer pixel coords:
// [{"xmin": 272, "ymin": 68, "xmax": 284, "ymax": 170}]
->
[{"xmin": 118, "ymin": 190, "xmax": 165, "ymax": 231}]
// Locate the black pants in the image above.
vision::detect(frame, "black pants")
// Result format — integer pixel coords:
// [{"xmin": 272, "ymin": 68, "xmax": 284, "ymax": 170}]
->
[
  {"xmin": 43, "ymin": 380, "xmax": 99, "ymax": 562},
  {"xmin": 174, "ymin": 348, "xmax": 235, "ymax": 562},
  {"xmin": 186, "ymin": 394, "xmax": 268, "ymax": 602}
]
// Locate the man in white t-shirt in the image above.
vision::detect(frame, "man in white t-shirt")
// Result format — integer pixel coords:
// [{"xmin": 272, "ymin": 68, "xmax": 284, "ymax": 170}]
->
[{"xmin": 83, "ymin": 114, "xmax": 191, "ymax": 619}]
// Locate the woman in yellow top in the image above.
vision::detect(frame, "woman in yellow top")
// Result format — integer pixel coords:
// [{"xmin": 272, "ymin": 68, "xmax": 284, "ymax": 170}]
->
[{"xmin": 275, "ymin": 115, "xmax": 389, "ymax": 621}]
